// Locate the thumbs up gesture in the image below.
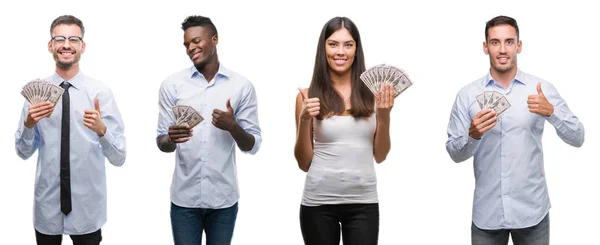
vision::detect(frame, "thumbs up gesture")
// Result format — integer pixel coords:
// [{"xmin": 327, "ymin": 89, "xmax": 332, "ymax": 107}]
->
[
  {"xmin": 298, "ymin": 88, "xmax": 320, "ymax": 121},
  {"xmin": 527, "ymin": 82, "xmax": 554, "ymax": 117},
  {"xmin": 84, "ymin": 98, "xmax": 107, "ymax": 136},
  {"xmin": 212, "ymin": 98, "xmax": 237, "ymax": 132}
]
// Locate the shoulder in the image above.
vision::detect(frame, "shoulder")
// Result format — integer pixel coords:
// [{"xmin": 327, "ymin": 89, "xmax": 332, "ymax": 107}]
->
[
  {"xmin": 162, "ymin": 67, "xmax": 191, "ymax": 87},
  {"xmin": 518, "ymin": 70, "xmax": 552, "ymax": 86},
  {"xmin": 82, "ymin": 74, "xmax": 111, "ymax": 94},
  {"xmin": 455, "ymin": 75, "xmax": 486, "ymax": 99},
  {"xmin": 223, "ymin": 67, "xmax": 254, "ymax": 87}
]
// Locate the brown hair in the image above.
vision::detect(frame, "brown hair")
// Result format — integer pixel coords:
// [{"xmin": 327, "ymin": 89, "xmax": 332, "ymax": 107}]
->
[{"xmin": 308, "ymin": 16, "xmax": 374, "ymax": 120}]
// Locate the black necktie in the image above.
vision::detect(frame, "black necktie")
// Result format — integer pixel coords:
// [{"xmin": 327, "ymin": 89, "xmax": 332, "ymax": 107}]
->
[{"xmin": 60, "ymin": 81, "xmax": 72, "ymax": 215}]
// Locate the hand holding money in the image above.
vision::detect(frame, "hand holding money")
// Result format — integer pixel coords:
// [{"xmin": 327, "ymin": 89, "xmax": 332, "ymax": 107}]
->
[
  {"xmin": 475, "ymin": 90, "xmax": 511, "ymax": 122},
  {"xmin": 298, "ymin": 88, "xmax": 320, "ymax": 121},
  {"xmin": 527, "ymin": 82, "xmax": 554, "ymax": 117},
  {"xmin": 168, "ymin": 124, "xmax": 193, "ymax": 144},
  {"xmin": 375, "ymin": 84, "xmax": 394, "ymax": 118},
  {"xmin": 24, "ymin": 101, "xmax": 55, "ymax": 128},
  {"xmin": 212, "ymin": 99, "xmax": 237, "ymax": 132},
  {"xmin": 469, "ymin": 109, "xmax": 497, "ymax": 139},
  {"xmin": 360, "ymin": 64, "xmax": 413, "ymax": 98},
  {"xmin": 84, "ymin": 98, "xmax": 107, "ymax": 136}
]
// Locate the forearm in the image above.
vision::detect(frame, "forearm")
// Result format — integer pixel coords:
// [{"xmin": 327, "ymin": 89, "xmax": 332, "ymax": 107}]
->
[
  {"xmin": 547, "ymin": 108, "xmax": 585, "ymax": 147},
  {"xmin": 157, "ymin": 134, "xmax": 177, "ymax": 152},
  {"xmin": 373, "ymin": 114, "xmax": 391, "ymax": 163},
  {"xmin": 99, "ymin": 128, "xmax": 126, "ymax": 166},
  {"xmin": 230, "ymin": 123, "xmax": 255, "ymax": 152},
  {"xmin": 15, "ymin": 125, "xmax": 37, "ymax": 160},
  {"xmin": 446, "ymin": 135, "xmax": 478, "ymax": 163},
  {"xmin": 294, "ymin": 119, "xmax": 313, "ymax": 172}
]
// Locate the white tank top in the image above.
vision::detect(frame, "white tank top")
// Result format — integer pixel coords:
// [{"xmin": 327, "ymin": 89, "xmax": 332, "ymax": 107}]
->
[{"xmin": 301, "ymin": 113, "xmax": 378, "ymax": 206}]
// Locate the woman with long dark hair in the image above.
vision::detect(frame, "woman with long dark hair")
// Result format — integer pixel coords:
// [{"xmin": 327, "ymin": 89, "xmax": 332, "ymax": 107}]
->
[{"xmin": 294, "ymin": 16, "xmax": 395, "ymax": 245}]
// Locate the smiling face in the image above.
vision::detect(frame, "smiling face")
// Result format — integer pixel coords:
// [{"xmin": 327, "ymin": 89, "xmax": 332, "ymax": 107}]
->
[
  {"xmin": 325, "ymin": 28, "xmax": 356, "ymax": 77},
  {"xmin": 183, "ymin": 26, "xmax": 217, "ymax": 68},
  {"xmin": 48, "ymin": 24, "xmax": 85, "ymax": 69},
  {"xmin": 484, "ymin": 24, "xmax": 522, "ymax": 75}
]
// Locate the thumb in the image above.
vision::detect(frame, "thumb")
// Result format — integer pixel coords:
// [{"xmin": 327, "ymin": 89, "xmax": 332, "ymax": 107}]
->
[
  {"xmin": 94, "ymin": 98, "xmax": 100, "ymax": 112},
  {"xmin": 226, "ymin": 98, "xmax": 233, "ymax": 112},
  {"xmin": 536, "ymin": 82, "xmax": 544, "ymax": 96},
  {"xmin": 298, "ymin": 87, "xmax": 308, "ymax": 101}
]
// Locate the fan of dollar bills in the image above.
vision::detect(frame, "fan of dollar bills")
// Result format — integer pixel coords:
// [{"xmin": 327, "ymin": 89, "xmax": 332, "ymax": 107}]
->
[
  {"xmin": 359, "ymin": 64, "xmax": 413, "ymax": 98},
  {"xmin": 20, "ymin": 78, "xmax": 65, "ymax": 105},
  {"xmin": 172, "ymin": 105, "xmax": 204, "ymax": 128},
  {"xmin": 476, "ymin": 91, "xmax": 511, "ymax": 121}
]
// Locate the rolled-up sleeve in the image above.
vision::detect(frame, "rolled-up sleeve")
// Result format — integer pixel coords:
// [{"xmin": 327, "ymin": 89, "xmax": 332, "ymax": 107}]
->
[
  {"xmin": 15, "ymin": 101, "xmax": 39, "ymax": 160},
  {"xmin": 542, "ymin": 81, "xmax": 585, "ymax": 147},
  {"xmin": 446, "ymin": 91, "xmax": 480, "ymax": 163},
  {"xmin": 235, "ymin": 82, "xmax": 262, "ymax": 155},
  {"xmin": 98, "ymin": 88, "xmax": 127, "ymax": 167},
  {"xmin": 157, "ymin": 80, "xmax": 177, "ymax": 139}
]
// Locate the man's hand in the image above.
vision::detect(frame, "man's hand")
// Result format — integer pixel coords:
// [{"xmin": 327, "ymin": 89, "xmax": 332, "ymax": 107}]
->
[
  {"xmin": 168, "ymin": 124, "xmax": 193, "ymax": 143},
  {"xmin": 212, "ymin": 98, "xmax": 237, "ymax": 132},
  {"xmin": 24, "ymin": 101, "xmax": 55, "ymax": 128},
  {"xmin": 84, "ymin": 98, "xmax": 107, "ymax": 136},
  {"xmin": 527, "ymin": 82, "xmax": 554, "ymax": 117},
  {"xmin": 469, "ymin": 109, "xmax": 497, "ymax": 139}
]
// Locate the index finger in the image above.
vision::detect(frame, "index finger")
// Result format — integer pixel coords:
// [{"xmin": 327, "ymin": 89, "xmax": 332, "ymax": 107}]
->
[
  {"xmin": 169, "ymin": 124, "xmax": 191, "ymax": 130},
  {"xmin": 475, "ymin": 108, "xmax": 495, "ymax": 118}
]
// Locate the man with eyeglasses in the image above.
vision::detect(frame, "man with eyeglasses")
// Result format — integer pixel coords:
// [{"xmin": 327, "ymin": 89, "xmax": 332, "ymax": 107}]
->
[
  {"xmin": 15, "ymin": 15, "xmax": 126, "ymax": 245},
  {"xmin": 156, "ymin": 15, "xmax": 261, "ymax": 245}
]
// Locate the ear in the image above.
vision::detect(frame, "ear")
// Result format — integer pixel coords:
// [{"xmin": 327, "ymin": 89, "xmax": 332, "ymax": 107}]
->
[
  {"xmin": 212, "ymin": 34, "xmax": 218, "ymax": 45},
  {"xmin": 483, "ymin": 41, "xmax": 489, "ymax": 55},
  {"xmin": 516, "ymin": 39, "xmax": 522, "ymax": 54},
  {"xmin": 48, "ymin": 40, "xmax": 53, "ymax": 53},
  {"xmin": 80, "ymin": 40, "xmax": 86, "ymax": 54}
]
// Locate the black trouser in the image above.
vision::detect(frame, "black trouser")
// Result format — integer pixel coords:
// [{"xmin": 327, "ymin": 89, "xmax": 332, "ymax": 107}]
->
[
  {"xmin": 300, "ymin": 203, "xmax": 379, "ymax": 245},
  {"xmin": 35, "ymin": 229, "xmax": 102, "ymax": 245}
]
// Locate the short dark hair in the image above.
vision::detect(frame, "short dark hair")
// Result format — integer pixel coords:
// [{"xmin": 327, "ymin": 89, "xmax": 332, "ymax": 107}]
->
[
  {"xmin": 181, "ymin": 15, "xmax": 218, "ymax": 36},
  {"xmin": 308, "ymin": 16, "xmax": 373, "ymax": 119},
  {"xmin": 485, "ymin": 15, "xmax": 519, "ymax": 41},
  {"xmin": 50, "ymin": 15, "xmax": 85, "ymax": 37}
]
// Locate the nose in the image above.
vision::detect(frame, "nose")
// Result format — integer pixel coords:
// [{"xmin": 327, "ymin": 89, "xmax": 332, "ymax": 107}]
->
[
  {"xmin": 187, "ymin": 44, "xmax": 197, "ymax": 55},
  {"xmin": 499, "ymin": 42, "xmax": 507, "ymax": 53},
  {"xmin": 61, "ymin": 40, "xmax": 73, "ymax": 49},
  {"xmin": 335, "ymin": 45, "xmax": 345, "ymax": 56}
]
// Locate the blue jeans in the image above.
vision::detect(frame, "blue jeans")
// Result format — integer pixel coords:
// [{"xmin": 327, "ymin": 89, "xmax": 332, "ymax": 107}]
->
[
  {"xmin": 472, "ymin": 213, "xmax": 550, "ymax": 245},
  {"xmin": 170, "ymin": 202, "xmax": 238, "ymax": 245}
]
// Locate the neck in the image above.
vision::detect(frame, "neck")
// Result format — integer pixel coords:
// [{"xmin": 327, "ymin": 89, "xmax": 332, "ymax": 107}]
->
[
  {"xmin": 329, "ymin": 70, "xmax": 352, "ymax": 89},
  {"xmin": 56, "ymin": 64, "xmax": 80, "ymax": 81},
  {"xmin": 490, "ymin": 66, "xmax": 517, "ymax": 89},
  {"xmin": 196, "ymin": 55, "xmax": 220, "ymax": 82}
]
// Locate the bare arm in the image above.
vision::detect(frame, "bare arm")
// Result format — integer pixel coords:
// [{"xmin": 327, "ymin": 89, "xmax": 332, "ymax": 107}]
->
[
  {"xmin": 294, "ymin": 89, "xmax": 318, "ymax": 172},
  {"xmin": 157, "ymin": 134, "xmax": 176, "ymax": 152},
  {"xmin": 373, "ymin": 85, "xmax": 393, "ymax": 163}
]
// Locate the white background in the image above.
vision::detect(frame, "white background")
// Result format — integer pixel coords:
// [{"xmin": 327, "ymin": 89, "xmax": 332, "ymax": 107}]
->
[{"xmin": 0, "ymin": 0, "xmax": 598, "ymax": 244}]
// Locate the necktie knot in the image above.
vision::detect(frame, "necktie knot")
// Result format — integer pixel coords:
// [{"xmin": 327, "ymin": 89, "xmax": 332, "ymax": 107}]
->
[{"xmin": 60, "ymin": 81, "xmax": 71, "ymax": 90}]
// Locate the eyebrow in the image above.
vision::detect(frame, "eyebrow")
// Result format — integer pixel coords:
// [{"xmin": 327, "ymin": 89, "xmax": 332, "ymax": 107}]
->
[
  {"xmin": 326, "ymin": 39, "xmax": 355, "ymax": 43},
  {"xmin": 488, "ymin": 38, "xmax": 516, "ymax": 42},
  {"xmin": 183, "ymin": 37, "xmax": 202, "ymax": 45}
]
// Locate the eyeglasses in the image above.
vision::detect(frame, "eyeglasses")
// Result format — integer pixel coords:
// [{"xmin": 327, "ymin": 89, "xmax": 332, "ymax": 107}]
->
[{"xmin": 51, "ymin": 36, "xmax": 83, "ymax": 45}]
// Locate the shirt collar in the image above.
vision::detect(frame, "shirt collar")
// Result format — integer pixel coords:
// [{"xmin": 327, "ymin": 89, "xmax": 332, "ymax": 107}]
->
[
  {"xmin": 189, "ymin": 63, "xmax": 231, "ymax": 80},
  {"xmin": 483, "ymin": 68, "xmax": 527, "ymax": 87},
  {"xmin": 52, "ymin": 70, "xmax": 84, "ymax": 89}
]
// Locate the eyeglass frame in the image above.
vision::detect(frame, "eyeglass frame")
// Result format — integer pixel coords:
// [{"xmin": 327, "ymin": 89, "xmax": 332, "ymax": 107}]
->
[{"xmin": 50, "ymin": 36, "xmax": 83, "ymax": 45}]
